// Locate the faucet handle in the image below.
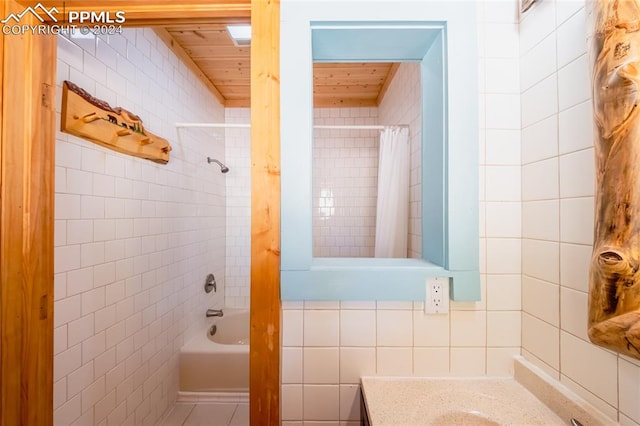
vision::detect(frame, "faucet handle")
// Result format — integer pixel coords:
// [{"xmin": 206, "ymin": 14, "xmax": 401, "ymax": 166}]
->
[
  {"xmin": 204, "ymin": 273, "xmax": 216, "ymax": 293},
  {"xmin": 206, "ymin": 309, "xmax": 224, "ymax": 318}
]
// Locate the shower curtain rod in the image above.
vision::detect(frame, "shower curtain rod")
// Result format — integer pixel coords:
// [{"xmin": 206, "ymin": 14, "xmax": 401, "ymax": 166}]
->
[{"xmin": 175, "ymin": 122, "xmax": 409, "ymax": 130}]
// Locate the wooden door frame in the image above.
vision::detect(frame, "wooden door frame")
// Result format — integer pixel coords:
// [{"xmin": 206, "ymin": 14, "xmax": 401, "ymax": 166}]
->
[{"xmin": 0, "ymin": 1, "xmax": 280, "ymax": 425}]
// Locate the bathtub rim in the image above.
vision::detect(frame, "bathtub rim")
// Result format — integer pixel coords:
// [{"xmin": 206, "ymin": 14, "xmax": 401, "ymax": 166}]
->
[{"xmin": 181, "ymin": 308, "xmax": 250, "ymax": 354}]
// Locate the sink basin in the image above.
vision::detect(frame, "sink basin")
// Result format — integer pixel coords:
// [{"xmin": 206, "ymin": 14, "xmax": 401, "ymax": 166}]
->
[{"xmin": 431, "ymin": 411, "xmax": 501, "ymax": 426}]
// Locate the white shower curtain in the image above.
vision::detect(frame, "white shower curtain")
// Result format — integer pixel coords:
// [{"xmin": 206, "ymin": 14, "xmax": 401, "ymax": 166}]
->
[{"xmin": 374, "ymin": 127, "xmax": 410, "ymax": 258}]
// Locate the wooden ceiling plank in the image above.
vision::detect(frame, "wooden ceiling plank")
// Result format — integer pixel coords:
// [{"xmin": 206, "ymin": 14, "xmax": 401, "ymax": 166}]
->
[
  {"xmin": 314, "ymin": 97, "xmax": 378, "ymax": 108},
  {"xmin": 211, "ymin": 77, "xmax": 251, "ymax": 86},
  {"xmin": 167, "ymin": 31, "xmax": 237, "ymax": 46},
  {"xmin": 313, "ymin": 64, "xmax": 391, "ymax": 71},
  {"xmin": 314, "ymin": 76, "xmax": 386, "ymax": 85},
  {"xmin": 377, "ymin": 62, "xmax": 400, "ymax": 105},
  {"xmin": 196, "ymin": 58, "xmax": 251, "ymax": 67},
  {"xmin": 183, "ymin": 46, "xmax": 250, "ymax": 60},
  {"xmin": 224, "ymin": 98, "xmax": 251, "ymax": 108},
  {"xmin": 313, "ymin": 85, "xmax": 382, "ymax": 95},
  {"xmin": 215, "ymin": 86, "xmax": 250, "ymax": 95},
  {"xmin": 154, "ymin": 28, "xmax": 226, "ymax": 105}
]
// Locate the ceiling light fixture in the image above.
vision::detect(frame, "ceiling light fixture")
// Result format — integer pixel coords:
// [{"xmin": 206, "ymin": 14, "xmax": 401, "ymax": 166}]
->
[{"xmin": 226, "ymin": 25, "xmax": 251, "ymax": 47}]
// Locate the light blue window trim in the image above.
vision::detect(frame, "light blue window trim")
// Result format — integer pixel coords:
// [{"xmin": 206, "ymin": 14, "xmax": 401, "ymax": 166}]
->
[{"xmin": 280, "ymin": 1, "xmax": 480, "ymax": 302}]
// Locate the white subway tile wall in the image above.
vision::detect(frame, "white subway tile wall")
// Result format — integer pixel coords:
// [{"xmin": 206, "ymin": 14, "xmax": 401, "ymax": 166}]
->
[
  {"xmin": 54, "ymin": 29, "xmax": 225, "ymax": 425},
  {"xmin": 281, "ymin": 3, "xmax": 522, "ymax": 421},
  {"xmin": 520, "ymin": 1, "xmax": 639, "ymax": 423},
  {"xmin": 312, "ymin": 108, "xmax": 380, "ymax": 257},
  {"xmin": 225, "ymin": 108, "xmax": 251, "ymax": 308}
]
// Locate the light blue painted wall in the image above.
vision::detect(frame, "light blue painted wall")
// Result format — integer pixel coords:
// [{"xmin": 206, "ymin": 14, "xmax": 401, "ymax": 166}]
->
[{"xmin": 281, "ymin": 1, "xmax": 480, "ymax": 301}]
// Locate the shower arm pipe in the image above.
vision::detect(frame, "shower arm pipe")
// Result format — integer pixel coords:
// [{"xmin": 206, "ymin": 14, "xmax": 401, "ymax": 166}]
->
[{"xmin": 175, "ymin": 122, "xmax": 409, "ymax": 130}]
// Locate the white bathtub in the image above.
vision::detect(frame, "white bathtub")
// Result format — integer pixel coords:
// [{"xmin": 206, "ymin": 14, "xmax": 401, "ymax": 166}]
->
[{"xmin": 179, "ymin": 309, "xmax": 249, "ymax": 394}]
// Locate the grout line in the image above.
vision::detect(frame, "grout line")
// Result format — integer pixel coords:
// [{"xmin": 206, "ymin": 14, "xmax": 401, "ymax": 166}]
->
[
  {"xmin": 181, "ymin": 403, "xmax": 197, "ymax": 426},
  {"xmin": 227, "ymin": 404, "xmax": 239, "ymax": 426}
]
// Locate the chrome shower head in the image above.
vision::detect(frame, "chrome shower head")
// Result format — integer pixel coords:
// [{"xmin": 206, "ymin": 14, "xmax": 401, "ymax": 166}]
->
[{"xmin": 207, "ymin": 157, "xmax": 230, "ymax": 173}]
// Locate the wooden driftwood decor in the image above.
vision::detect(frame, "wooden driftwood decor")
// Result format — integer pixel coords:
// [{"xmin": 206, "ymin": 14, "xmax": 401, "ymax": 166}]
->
[
  {"xmin": 588, "ymin": 0, "xmax": 640, "ymax": 359},
  {"xmin": 61, "ymin": 81, "xmax": 171, "ymax": 164}
]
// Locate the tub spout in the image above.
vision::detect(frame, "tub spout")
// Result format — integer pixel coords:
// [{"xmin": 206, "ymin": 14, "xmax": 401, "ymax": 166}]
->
[{"xmin": 206, "ymin": 309, "xmax": 224, "ymax": 318}]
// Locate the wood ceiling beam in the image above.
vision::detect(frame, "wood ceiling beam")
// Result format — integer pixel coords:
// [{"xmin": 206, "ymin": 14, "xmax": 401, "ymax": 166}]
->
[{"xmin": 16, "ymin": 1, "xmax": 250, "ymax": 25}]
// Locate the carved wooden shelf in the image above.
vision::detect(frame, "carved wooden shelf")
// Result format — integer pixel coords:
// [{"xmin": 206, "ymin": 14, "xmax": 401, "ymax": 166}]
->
[{"xmin": 61, "ymin": 81, "xmax": 171, "ymax": 164}]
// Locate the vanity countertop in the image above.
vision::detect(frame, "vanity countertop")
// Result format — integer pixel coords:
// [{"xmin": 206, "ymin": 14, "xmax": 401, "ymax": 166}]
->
[{"xmin": 360, "ymin": 377, "xmax": 566, "ymax": 425}]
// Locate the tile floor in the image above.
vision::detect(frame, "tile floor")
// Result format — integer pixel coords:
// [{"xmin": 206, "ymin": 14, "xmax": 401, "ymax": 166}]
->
[{"xmin": 160, "ymin": 403, "xmax": 249, "ymax": 426}]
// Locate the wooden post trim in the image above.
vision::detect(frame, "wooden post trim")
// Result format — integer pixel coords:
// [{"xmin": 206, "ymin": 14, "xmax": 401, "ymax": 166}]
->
[
  {"xmin": 250, "ymin": 0, "xmax": 281, "ymax": 424},
  {"xmin": 0, "ymin": 2, "xmax": 56, "ymax": 424}
]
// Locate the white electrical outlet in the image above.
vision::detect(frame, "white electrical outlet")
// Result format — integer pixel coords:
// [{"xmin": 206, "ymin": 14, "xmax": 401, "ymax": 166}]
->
[{"xmin": 425, "ymin": 277, "xmax": 449, "ymax": 314}]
